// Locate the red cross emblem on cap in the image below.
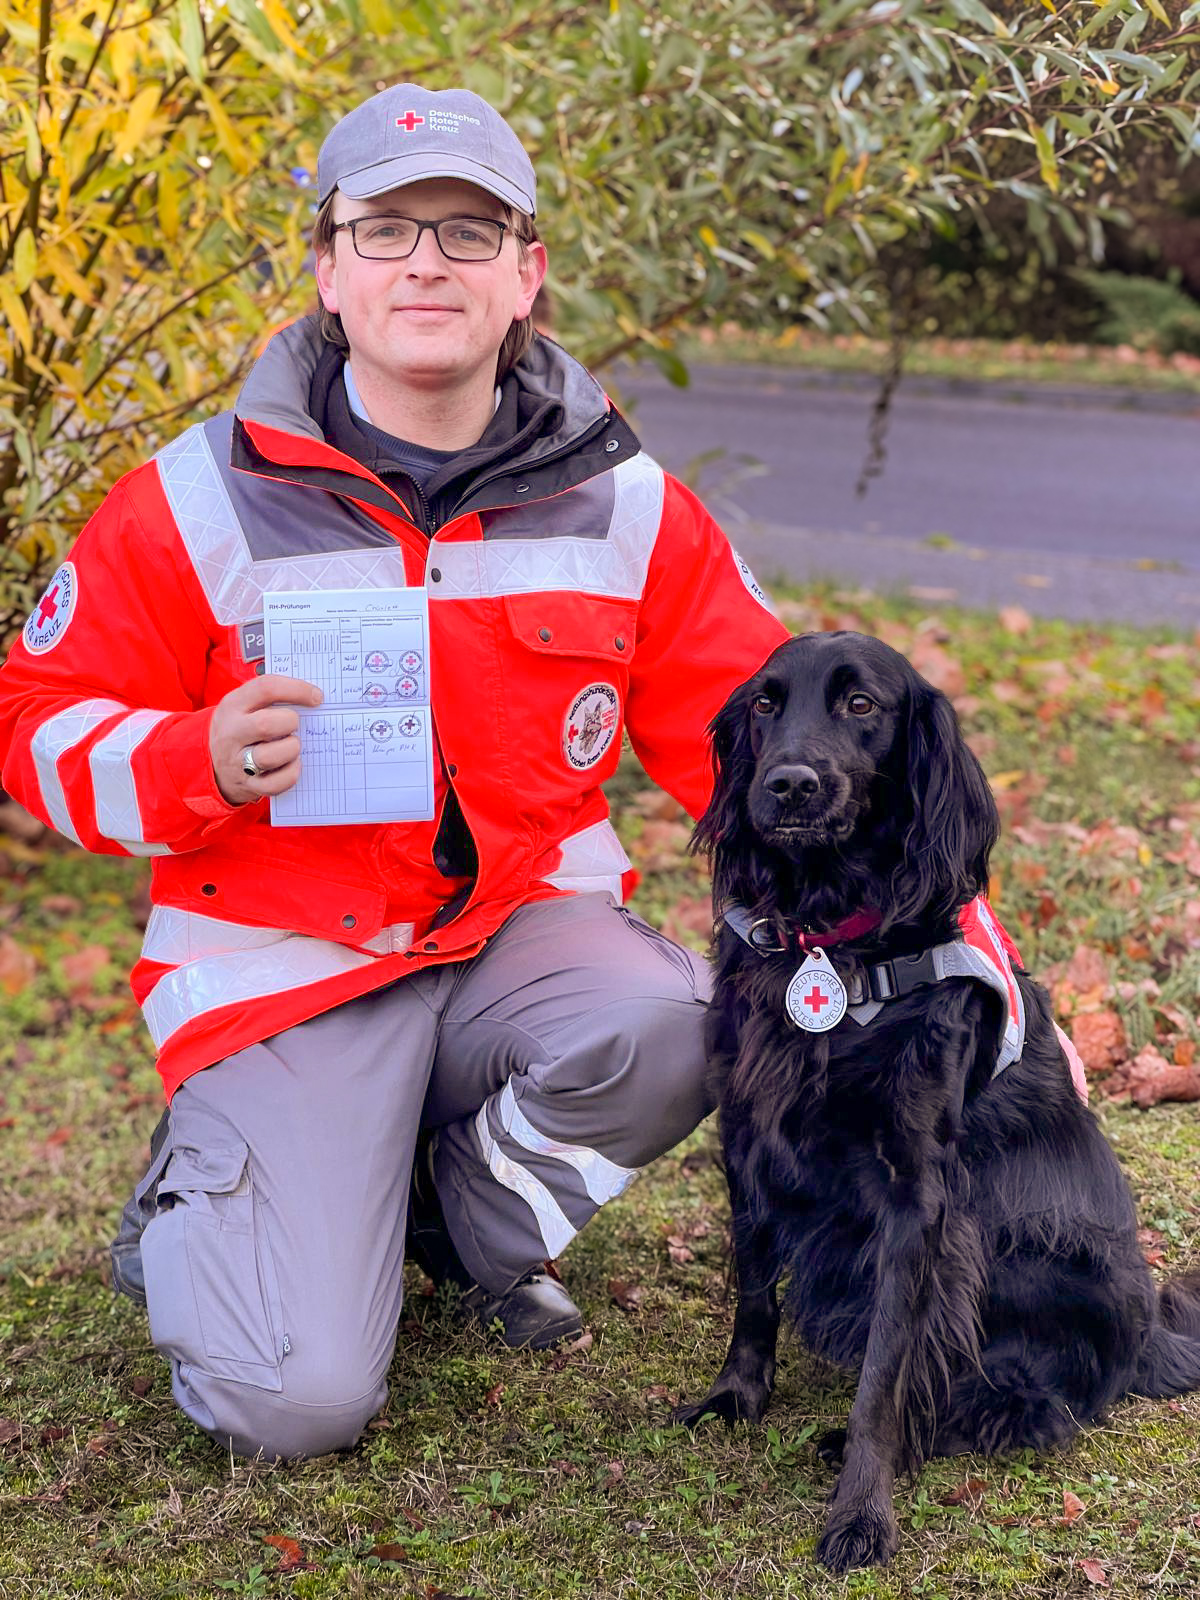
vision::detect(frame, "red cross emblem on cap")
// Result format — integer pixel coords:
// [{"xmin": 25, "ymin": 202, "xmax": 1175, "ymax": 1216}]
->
[{"xmin": 395, "ymin": 112, "xmax": 425, "ymax": 131}]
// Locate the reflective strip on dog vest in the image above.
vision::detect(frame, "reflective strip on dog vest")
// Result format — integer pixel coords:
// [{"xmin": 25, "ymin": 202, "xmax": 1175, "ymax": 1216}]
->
[
  {"xmin": 721, "ymin": 894, "xmax": 1026, "ymax": 1077},
  {"xmin": 846, "ymin": 896, "xmax": 1026, "ymax": 1075}
]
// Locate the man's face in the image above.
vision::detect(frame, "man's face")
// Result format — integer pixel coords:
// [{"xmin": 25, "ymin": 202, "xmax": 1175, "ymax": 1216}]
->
[{"xmin": 314, "ymin": 178, "xmax": 545, "ymax": 394}]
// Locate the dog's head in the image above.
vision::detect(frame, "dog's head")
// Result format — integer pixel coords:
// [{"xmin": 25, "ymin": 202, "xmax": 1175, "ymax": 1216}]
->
[{"xmin": 696, "ymin": 631, "xmax": 999, "ymax": 930}]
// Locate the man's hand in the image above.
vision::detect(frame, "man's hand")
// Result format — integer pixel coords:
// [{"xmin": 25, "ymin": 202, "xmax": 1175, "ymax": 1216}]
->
[{"xmin": 209, "ymin": 675, "xmax": 323, "ymax": 806}]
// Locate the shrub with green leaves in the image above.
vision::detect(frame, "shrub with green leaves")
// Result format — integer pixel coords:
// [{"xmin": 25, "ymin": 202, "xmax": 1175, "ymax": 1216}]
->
[{"xmin": 2, "ymin": 0, "xmax": 1198, "ymax": 632}]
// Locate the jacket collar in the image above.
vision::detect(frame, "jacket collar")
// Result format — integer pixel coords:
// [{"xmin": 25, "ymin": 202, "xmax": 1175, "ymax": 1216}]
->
[{"xmin": 235, "ymin": 314, "xmax": 621, "ymax": 481}]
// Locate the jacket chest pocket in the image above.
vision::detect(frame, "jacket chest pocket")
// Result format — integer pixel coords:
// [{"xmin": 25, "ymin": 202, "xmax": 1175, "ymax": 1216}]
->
[
  {"xmin": 504, "ymin": 593, "xmax": 637, "ymax": 778},
  {"xmin": 504, "ymin": 592, "xmax": 637, "ymax": 669}
]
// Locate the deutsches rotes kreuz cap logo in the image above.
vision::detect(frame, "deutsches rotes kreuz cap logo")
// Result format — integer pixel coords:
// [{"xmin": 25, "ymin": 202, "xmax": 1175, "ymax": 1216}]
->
[
  {"xmin": 563, "ymin": 682, "xmax": 620, "ymax": 770},
  {"xmin": 24, "ymin": 562, "xmax": 77, "ymax": 654}
]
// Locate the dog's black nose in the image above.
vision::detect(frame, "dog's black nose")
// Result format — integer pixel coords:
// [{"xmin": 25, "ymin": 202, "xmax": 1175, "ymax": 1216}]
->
[{"xmin": 764, "ymin": 763, "xmax": 820, "ymax": 800}]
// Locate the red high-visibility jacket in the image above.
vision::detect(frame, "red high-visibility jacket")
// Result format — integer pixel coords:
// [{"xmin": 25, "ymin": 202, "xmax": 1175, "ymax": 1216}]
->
[{"xmin": 0, "ymin": 322, "xmax": 787, "ymax": 1096}]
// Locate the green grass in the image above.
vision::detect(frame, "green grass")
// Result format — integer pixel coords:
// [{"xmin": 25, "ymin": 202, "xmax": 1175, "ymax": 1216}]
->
[
  {"xmin": 672, "ymin": 327, "xmax": 1200, "ymax": 397},
  {"xmin": 2, "ymin": 584, "xmax": 1199, "ymax": 1598}
]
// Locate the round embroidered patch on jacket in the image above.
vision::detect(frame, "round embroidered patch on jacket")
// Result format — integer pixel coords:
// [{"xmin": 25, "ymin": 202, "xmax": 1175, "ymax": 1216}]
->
[
  {"xmin": 23, "ymin": 563, "xmax": 77, "ymax": 655},
  {"xmin": 563, "ymin": 683, "xmax": 619, "ymax": 770}
]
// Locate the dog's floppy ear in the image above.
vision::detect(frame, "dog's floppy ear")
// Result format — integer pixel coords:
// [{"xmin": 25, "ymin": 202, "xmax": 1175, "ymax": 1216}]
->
[
  {"xmin": 692, "ymin": 679, "xmax": 776, "ymax": 906},
  {"xmin": 693, "ymin": 678, "xmax": 757, "ymax": 861},
  {"xmin": 892, "ymin": 679, "xmax": 1000, "ymax": 924}
]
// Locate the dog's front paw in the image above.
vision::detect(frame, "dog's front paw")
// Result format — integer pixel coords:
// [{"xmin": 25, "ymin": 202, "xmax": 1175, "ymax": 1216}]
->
[
  {"xmin": 672, "ymin": 1382, "xmax": 767, "ymax": 1429},
  {"xmin": 816, "ymin": 1496, "xmax": 900, "ymax": 1574}
]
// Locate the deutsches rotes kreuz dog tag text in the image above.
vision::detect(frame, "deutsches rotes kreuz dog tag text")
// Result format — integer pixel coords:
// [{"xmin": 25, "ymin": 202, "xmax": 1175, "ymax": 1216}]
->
[{"xmin": 785, "ymin": 948, "xmax": 848, "ymax": 1032}]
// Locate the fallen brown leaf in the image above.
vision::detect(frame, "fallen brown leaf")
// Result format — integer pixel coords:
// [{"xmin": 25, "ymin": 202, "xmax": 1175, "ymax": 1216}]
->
[
  {"xmin": 369, "ymin": 1544, "xmax": 408, "ymax": 1563},
  {"xmin": 941, "ymin": 1477, "xmax": 986, "ymax": 1506},
  {"xmin": 1070, "ymin": 1011, "xmax": 1127, "ymax": 1077},
  {"xmin": 1117, "ymin": 1045, "xmax": 1200, "ymax": 1109},
  {"xmin": 131, "ymin": 1375, "xmax": 153, "ymax": 1398},
  {"xmin": 263, "ymin": 1534, "xmax": 307, "ymax": 1572},
  {"xmin": 998, "ymin": 604, "xmax": 1033, "ymax": 635},
  {"xmin": 483, "ymin": 1383, "xmax": 505, "ymax": 1407},
  {"xmin": 1078, "ymin": 1556, "xmax": 1109, "ymax": 1586},
  {"xmin": 908, "ymin": 639, "xmax": 965, "ymax": 698},
  {"xmin": 0, "ymin": 934, "xmax": 36, "ymax": 996},
  {"xmin": 1062, "ymin": 1489, "xmax": 1086, "ymax": 1524},
  {"xmin": 40, "ymin": 894, "xmax": 82, "ymax": 917},
  {"xmin": 609, "ymin": 1278, "xmax": 646, "ymax": 1313},
  {"xmin": 60, "ymin": 944, "xmax": 111, "ymax": 996},
  {"xmin": 0, "ymin": 1419, "xmax": 21, "ymax": 1448}
]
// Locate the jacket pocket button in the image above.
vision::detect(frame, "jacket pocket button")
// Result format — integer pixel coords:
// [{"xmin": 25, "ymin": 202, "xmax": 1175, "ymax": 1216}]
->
[
  {"xmin": 341, "ymin": 913, "xmax": 357, "ymax": 929},
  {"xmin": 614, "ymin": 636, "xmax": 625, "ymax": 651},
  {"xmin": 423, "ymin": 941, "xmax": 438, "ymax": 953},
  {"xmin": 515, "ymin": 483, "xmax": 530, "ymax": 495},
  {"xmin": 201, "ymin": 883, "xmax": 217, "ymax": 897},
  {"xmin": 447, "ymin": 763, "xmax": 458, "ymax": 778},
  {"xmin": 538, "ymin": 627, "xmax": 552, "ymax": 643},
  {"xmin": 605, "ymin": 439, "xmax": 619, "ymax": 453},
  {"xmin": 429, "ymin": 568, "xmax": 441, "ymax": 583}
]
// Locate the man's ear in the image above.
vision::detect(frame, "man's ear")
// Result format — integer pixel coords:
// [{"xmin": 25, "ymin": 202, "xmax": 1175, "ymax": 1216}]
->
[
  {"xmin": 314, "ymin": 242, "xmax": 339, "ymax": 314},
  {"xmin": 514, "ymin": 240, "xmax": 548, "ymax": 322}
]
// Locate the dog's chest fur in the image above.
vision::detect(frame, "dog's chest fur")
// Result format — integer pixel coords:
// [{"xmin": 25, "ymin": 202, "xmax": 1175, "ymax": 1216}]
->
[{"xmin": 712, "ymin": 943, "xmax": 1000, "ymax": 1367}]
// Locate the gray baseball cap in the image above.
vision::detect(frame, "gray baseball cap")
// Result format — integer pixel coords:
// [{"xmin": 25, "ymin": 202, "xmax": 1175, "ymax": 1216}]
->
[{"xmin": 317, "ymin": 84, "xmax": 537, "ymax": 216}]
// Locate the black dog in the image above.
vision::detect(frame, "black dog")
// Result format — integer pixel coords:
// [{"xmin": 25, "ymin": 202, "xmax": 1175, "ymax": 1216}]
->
[{"xmin": 674, "ymin": 631, "xmax": 1200, "ymax": 1574}]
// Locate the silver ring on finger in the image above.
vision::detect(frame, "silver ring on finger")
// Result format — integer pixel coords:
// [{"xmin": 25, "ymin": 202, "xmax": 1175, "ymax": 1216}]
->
[{"xmin": 241, "ymin": 745, "xmax": 262, "ymax": 778}]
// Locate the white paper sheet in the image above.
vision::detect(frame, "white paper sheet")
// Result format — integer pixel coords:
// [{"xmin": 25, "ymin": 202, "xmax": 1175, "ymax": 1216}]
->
[{"xmin": 263, "ymin": 588, "xmax": 435, "ymax": 826}]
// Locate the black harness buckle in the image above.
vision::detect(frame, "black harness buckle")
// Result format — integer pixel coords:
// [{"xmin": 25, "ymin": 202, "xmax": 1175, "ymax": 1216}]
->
[{"xmin": 868, "ymin": 946, "xmax": 942, "ymax": 1003}]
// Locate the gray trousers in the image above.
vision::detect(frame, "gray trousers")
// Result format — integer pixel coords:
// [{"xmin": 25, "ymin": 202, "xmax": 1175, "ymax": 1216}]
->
[{"xmin": 133, "ymin": 894, "xmax": 711, "ymax": 1460}]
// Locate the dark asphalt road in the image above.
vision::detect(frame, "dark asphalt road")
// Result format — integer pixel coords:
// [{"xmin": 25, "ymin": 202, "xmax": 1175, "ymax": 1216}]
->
[{"xmin": 615, "ymin": 364, "xmax": 1200, "ymax": 629}]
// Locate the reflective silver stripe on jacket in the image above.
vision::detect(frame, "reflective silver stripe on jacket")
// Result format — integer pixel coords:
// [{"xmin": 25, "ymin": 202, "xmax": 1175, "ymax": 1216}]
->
[
  {"xmin": 428, "ymin": 454, "xmax": 664, "ymax": 601},
  {"xmin": 142, "ymin": 906, "xmax": 415, "ymax": 964},
  {"xmin": 156, "ymin": 422, "xmax": 664, "ymax": 618},
  {"xmin": 543, "ymin": 820, "xmax": 631, "ymax": 900},
  {"xmin": 155, "ymin": 424, "xmax": 409, "ymax": 625},
  {"xmin": 32, "ymin": 699, "xmax": 172, "ymax": 856},
  {"xmin": 89, "ymin": 709, "xmax": 174, "ymax": 857},
  {"xmin": 139, "ymin": 907, "xmax": 415, "ymax": 1048}
]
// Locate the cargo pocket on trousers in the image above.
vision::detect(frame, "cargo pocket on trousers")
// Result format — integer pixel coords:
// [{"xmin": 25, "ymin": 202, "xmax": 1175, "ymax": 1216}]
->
[
  {"xmin": 141, "ymin": 1140, "xmax": 286, "ymax": 1392},
  {"xmin": 616, "ymin": 905, "xmax": 706, "ymax": 1000}
]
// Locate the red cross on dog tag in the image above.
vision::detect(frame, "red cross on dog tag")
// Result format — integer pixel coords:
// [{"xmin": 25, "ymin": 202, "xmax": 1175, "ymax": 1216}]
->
[{"xmin": 785, "ymin": 948, "xmax": 848, "ymax": 1032}]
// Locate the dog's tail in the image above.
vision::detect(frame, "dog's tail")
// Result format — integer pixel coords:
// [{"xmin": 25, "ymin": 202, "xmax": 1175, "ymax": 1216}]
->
[{"xmin": 1135, "ymin": 1271, "xmax": 1200, "ymax": 1398}]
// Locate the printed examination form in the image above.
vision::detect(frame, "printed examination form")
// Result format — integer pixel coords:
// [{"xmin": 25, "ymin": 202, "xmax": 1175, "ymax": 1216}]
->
[{"xmin": 263, "ymin": 589, "xmax": 435, "ymax": 827}]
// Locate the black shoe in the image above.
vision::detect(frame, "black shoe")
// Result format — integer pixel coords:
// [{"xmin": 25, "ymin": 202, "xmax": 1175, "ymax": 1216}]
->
[
  {"xmin": 110, "ymin": 1109, "xmax": 170, "ymax": 1306},
  {"xmin": 408, "ymin": 1135, "xmax": 584, "ymax": 1350},
  {"xmin": 460, "ymin": 1272, "xmax": 584, "ymax": 1351}
]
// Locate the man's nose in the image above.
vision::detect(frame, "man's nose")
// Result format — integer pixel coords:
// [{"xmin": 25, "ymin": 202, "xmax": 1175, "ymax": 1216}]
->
[
  {"xmin": 405, "ymin": 229, "xmax": 449, "ymax": 273},
  {"xmin": 763, "ymin": 763, "xmax": 821, "ymax": 801}
]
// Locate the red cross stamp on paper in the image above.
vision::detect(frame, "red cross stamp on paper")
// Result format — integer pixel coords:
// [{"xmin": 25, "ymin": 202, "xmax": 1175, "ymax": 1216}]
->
[{"xmin": 395, "ymin": 112, "xmax": 425, "ymax": 131}]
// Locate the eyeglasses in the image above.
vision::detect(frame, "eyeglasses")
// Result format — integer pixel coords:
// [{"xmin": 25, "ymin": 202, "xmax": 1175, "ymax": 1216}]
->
[{"xmin": 332, "ymin": 214, "xmax": 510, "ymax": 262}]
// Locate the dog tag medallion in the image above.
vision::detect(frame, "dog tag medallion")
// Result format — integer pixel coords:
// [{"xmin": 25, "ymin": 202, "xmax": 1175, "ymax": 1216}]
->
[{"xmin": 785, "ymin": 949, "xmax": 848, "ymax": 1032}]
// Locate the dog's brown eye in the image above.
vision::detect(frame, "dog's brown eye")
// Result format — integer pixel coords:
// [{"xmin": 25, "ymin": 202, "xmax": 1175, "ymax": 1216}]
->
[
  {"xmin": 751, "ymin": 694, "xmax": 775, "ymax": 716},
  {"xmin": 847, "ymin": 693, "xmax": 875, "ymax": 716}
]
